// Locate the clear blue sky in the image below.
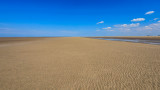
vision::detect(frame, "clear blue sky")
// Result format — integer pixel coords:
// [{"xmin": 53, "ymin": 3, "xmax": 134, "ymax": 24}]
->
[{"xmin": 0, "ymin": 0, "xmax": 160, "ymax": 37}]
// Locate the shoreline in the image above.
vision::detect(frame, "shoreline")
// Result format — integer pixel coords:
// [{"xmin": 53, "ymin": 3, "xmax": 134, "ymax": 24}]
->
[
  {"xmin": 87, "ymin": 36, "xmax": 160, "ymax": 40},
  {"xmin": 88, "ymin": 36, "xmax": 160, "ymax": 45}
]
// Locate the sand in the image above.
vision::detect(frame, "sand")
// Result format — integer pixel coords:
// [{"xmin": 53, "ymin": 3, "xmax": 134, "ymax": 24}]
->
[{"xmin": 0, "ymin": 37, "xmax": 160, "ymax": 90}]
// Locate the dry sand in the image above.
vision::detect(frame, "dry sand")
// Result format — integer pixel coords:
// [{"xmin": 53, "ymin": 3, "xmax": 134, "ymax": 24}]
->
[{"xmin": 0, "ymin": 37, "xmax": 160, "ymax": 90}]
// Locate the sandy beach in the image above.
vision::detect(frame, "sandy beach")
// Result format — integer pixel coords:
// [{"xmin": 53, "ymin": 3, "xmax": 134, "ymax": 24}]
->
[{"xmin": 0, "ymin": 37, "xmax": 160, "ymax": 90}]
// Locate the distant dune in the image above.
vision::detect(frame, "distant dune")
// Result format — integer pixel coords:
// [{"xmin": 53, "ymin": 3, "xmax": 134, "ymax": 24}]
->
[{"xmin": 0, "ymin": 37, "xmax": 160, "ymax": 89}]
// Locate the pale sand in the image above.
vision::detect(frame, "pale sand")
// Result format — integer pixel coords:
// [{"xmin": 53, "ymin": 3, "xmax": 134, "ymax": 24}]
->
[{"xmin": 0, "ymin": 37, "xmax": 160, "ymax": 90}]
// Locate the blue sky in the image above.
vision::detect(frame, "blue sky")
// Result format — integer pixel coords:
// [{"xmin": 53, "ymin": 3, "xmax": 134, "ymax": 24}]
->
[{"xmin": 0, "ymin": 0, "xmax": 160, "ymax": 37}]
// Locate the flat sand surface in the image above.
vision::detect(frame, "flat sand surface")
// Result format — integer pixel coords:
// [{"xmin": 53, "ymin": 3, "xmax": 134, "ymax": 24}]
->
[{"xmin": 0, "ymin": 37, "xmax": 160, "ymax": 90}]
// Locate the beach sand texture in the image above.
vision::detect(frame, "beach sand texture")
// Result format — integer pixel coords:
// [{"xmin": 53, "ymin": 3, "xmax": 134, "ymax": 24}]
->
[{"xmin": 0, "ymin": 37, "xmax": 160, "ymax": 90}]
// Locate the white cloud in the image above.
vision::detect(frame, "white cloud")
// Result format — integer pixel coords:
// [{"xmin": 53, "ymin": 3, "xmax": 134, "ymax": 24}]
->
[
  {"xmin": 97, "ymin": 21, "xmax": 104, "ymax": 24},
  {"xmin": 131, "ymin": 18, "xmax": 145, "ymax": 22},
  {"xmin": 112, "ymin": 23, "xmax": 140, "ymax": 33},
  {"xmin": 145, "ymin": 11, "xmax": 155, "ymax": 15},
  {"xmin": 138, "ymin": 23, "xmax": 160, "ymax": 31},
  {"xmin": 115, "ymin": 23, "xmax": 140, "ymax": 28},
  {"xmin": 145, "ymin": 26, "xmax": 152, "ymax": 29},
  {"xmin": 150, "ymin": 23, "xmax": 160, "ymax": 27},
  {"xmin": 130, "ymin": 23, "xmax": 140, "ymax": 27},
  {"xmin": 138, "ymin": 22, "xmax": 160, "ymax": 32},
  {"xmin": 109, "ymin": 30, "xmax": 114, "ymax": 31},
  {"xmin": 154, "ymin": 18, "xmax": 159, "ymax": 21},
  {"xmin": 105, "ymin": 29, "xmax": 114, "ymax": 32},
  {"xmin": 112, "ymin": 22, "xmax": 160, "ymax": 35},
  {"xmin": 121, "ymin": 24, "xmax": 128, "ymax": 27},
  {"xmin": 102, "ymin": 27, "xmax": 111, "ymax": 29},
  {"xmin": 158, "ymin": 20, "xmax": 160, "ymax": 23}
]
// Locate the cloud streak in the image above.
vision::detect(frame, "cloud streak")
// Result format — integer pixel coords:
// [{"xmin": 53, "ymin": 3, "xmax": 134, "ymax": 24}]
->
[
  {"xmin": 145, "ymin": 11, "xmax": 155, "ymax": 15},
  {"xmin": 154, "ymin": 18, "xmax": 159, "ymax": 21},
  {"xmin": 102, "ymin": 27, "xmax": 111, "ymax": 29},
  {"xmin": 97, "ymin": 21, "xmax": 104, "ymax": 24},
  {"xmin": 131, "ymin": 18, "xmax": 145, "ymax": 22},
  {"xmin": 114, "ymin": 23, "xmax": 140, "ymax": 28}
]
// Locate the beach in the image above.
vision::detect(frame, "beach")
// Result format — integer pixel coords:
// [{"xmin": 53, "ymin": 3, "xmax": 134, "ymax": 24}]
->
[{"xmin": 0, "ymin": 37, "xmax": 160, "ymax": 90}]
